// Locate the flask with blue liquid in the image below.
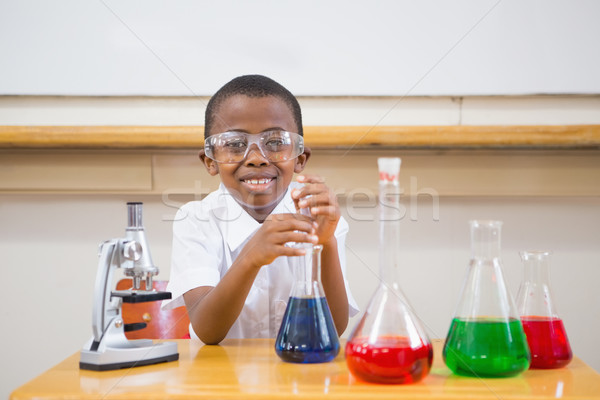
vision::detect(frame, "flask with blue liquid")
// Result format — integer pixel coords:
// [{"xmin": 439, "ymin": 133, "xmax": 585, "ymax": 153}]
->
[{"xmin": 275, "ymin": 243, "xmax": 340, "ymax": 363}]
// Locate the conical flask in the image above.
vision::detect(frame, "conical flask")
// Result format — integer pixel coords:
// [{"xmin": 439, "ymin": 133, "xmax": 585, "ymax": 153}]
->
[
  {"xmin": 275, "ymin": 243, "xmax": 340, "ymax": 363},
  {"xmin": 345, "ymin": 157, "xmax": 433, "ymax": 384},
  {"xmin": 443, "ymin": 220, "xmax": 530, "ymax": 377},
  {"xmin": 516, "ymin": 250, "xmax": 572, "ymax": 369}
]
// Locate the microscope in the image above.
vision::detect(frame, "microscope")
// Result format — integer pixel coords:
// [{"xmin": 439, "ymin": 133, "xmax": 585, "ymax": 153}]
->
[{"xmin": 80, "ymin": 202, "xmax": 179, "ymax": 371}]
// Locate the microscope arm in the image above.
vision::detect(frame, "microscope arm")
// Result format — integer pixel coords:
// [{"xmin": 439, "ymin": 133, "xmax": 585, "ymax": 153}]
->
[
  {"xmin": 91, "ymin": 238, "xmax": 140, "ymax": 342},
  {"xmin": 91, "ymin": 239, "xmax": 119, "ymax": 342}
]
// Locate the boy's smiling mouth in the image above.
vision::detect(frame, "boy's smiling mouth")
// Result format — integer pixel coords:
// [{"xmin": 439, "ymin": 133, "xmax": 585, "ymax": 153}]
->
[
  {"xmin": 244, "ymin": 178, "xmax": 273, "ymax": 185},
  {"xmin": 239, "ymin": 175, "xmax": 277, "ymax": 192}
]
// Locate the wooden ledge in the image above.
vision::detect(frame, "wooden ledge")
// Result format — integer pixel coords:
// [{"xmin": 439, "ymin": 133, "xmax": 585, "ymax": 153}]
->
[{"xmin": 1, "ymin": 125, "xmax": 599, "ymax": 149}]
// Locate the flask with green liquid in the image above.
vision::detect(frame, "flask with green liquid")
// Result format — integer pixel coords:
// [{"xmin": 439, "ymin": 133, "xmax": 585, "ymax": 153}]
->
[{"xmin": 443, "ymin": 220, "xmax": 530, "ymax": 377}]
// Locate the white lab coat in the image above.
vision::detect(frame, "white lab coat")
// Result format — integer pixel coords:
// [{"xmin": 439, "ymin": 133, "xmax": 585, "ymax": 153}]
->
[{"xmin": 163, "ymin": 182, "xmax": 358, "ymax": 339}]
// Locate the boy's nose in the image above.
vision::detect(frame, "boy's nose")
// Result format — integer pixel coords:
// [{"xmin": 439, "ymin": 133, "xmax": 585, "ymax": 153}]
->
[{"xmin": 244, "ymin": 144, "xmax": 270, "ymax": 166}]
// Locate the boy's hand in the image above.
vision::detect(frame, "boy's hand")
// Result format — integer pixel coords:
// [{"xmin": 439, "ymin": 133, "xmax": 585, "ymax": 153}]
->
[
  {"xmin": 292, "ymin": 175, "xmax": 340, "ymax": 245},
  {"xmin": 238, "ymin": 213, "xmax": 318, "ymax": 269}
]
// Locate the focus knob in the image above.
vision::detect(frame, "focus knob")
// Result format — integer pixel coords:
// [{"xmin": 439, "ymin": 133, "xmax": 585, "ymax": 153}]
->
[{"xmin": 123, "ymin": 240, "xmax": 142, "ymax": 261}]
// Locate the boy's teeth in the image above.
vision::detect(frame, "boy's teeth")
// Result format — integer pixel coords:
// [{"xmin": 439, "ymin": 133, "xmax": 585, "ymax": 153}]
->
[{"xmin": 247, "ymin": 178, "xmax": 271, "ymax": 184}]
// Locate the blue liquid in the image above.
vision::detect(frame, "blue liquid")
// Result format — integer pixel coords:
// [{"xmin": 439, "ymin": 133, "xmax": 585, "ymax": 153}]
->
[{"xmin": 275, "ymin": 296, "xmax": 340, "ymax": 363}]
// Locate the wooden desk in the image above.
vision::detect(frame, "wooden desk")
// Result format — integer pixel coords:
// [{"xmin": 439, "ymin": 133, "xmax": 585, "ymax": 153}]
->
[{"xmin": 11, "ymin": 339, "xmax": 600, "ymax": 399}]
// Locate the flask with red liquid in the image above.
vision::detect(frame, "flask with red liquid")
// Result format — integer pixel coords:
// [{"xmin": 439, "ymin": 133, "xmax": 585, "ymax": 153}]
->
[
  {"xmin": 443, "ymin": 220, "xmax": 530, "ymax": 377},
  {"xmin": 516, "ymin": 250, "xmax": 572, "ymax": 369},
  {"xmin": 345, "ymin": 157, "xmax": 433, "ymax": 384}
]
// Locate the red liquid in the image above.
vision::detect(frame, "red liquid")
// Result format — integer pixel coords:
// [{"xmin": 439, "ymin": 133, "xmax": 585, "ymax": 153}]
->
[
  {"xmin": 345, "ymin": 336, "xmax": 433, "ymax": 384},
  {"xmin": 521, "ymin": 316, "xmax": 572, "ymax": 369}
]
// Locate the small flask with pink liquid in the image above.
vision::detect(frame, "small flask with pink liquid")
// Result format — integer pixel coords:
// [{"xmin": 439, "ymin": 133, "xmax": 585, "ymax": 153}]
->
[{"xmin": 516, "ymin": 251, "xmax": 572, "ymax": 369}]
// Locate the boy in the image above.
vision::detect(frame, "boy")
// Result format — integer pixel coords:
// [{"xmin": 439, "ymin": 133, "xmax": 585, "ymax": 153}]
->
[{"xmin": 163, "ymin": 75, "xmax": 358, "ymax": 344}]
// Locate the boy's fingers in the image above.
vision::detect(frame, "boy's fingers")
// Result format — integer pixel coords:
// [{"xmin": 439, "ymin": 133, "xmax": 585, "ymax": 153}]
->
[
  {"xmin": 265, "ymin": 214, "xmax": 315, "ymax": 233},
  {"xmin": 269, "ymin": 232, "xmax": 318, "ymax": 248},
  {"xmin": 266, "ymin": 213, "xmax": 311, "ymax": 223},
  {"xmin": 277, "ymin": 246, "xmax": 310, "ymax": 257},
  {"xmin": 292, "ymin": 184, "xmax": 329, "ymax": 204},
  {"xmin": 291, "ymin": 187, "xmax": 306, "ymax": 201},
  {"xmin": 310, "ymin": 205, "xmax": 340, "ymax": 219},
  {"xmin": 296, "ymin": 174, "xmax": 325, "ymax": 184},
  {"xmin": 291, "ymin": 189, "xmax": 302, "ymax": 212},
  {"xmin": 298, "ymin": 192, "xmax": 336, "ymax": 209},
  {"xmin": 282, "ymin": 231, "xmax": 319, "ymax": 244}
]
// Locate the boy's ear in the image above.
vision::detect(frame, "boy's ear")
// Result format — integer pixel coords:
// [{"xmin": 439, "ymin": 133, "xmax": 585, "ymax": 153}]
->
[
  {"xmin": 294, "ymin": 146, "xmax": 311, "ymax": 173},
  {"xmin": 199, "ymin": 149, "xmax": 219, "ymax": 176}
]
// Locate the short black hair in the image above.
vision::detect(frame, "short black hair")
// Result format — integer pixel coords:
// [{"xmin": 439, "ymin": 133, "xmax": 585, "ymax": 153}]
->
[{"xmin": 204, "ymin": 74, "xmax": 303, "ymax": 138}]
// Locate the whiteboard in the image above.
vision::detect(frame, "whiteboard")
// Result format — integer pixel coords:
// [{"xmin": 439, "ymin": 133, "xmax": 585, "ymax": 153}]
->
[{"xmin": 1, "ymin": 0, "xmax": 599, "ymax": 96}]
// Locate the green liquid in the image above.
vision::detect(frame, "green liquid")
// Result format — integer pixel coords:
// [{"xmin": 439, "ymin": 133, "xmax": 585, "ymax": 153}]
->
[{"xmin": 443, "ymin": 318, "xmax": 530, "ymax": 377}]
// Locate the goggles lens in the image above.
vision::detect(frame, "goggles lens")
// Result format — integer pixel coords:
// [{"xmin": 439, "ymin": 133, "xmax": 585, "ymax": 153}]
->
[{"xmin": 205, "ymin": 130, "xmax": 304, "ymax": 163}]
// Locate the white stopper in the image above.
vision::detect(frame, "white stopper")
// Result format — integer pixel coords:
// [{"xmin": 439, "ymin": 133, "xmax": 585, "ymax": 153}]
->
[{"xmin": 377, "ymin": 157, "xmax": 401, "ymax": 182}]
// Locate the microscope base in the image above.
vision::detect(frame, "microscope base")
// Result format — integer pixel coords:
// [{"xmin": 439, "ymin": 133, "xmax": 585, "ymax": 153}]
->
[{"xmin": 80, "ymin": 338, "xmax": 179, "ymax": 371}]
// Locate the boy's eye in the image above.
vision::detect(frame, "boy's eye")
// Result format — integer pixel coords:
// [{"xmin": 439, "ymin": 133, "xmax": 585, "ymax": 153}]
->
[
  {"xmin": 263, "ymin": 133, "xmax": 291, "ymax": 151},
  {"xmin": 266, "ymin": 138, "xmax": 284, "ymax": 147},
  {"xmin": 223, "ymin": 139, "xmax": 247, "ymax": 151}
]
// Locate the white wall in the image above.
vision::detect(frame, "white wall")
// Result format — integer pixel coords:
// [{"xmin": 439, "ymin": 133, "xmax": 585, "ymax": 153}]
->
[
  {"xmin": 1, "ymin": 96, "xmax": 600, "ymax": 399},
  {"xmin": 1, "ymin": 0, "xmax": 600, "ymax": 96}
]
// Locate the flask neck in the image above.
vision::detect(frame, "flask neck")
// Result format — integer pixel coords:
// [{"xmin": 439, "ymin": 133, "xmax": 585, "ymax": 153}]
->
[
  {"xmin": 291, "ymin": 243, "xmax": 324, "ymax": 297},
  {"xmin": 379, "ymin": 179, "xmax": 402, "ymax": 288},
  {"xmin": 470, "ymin": 220, "xmax": 502, "ymax": 261},
  {"xmin": 520, "ymin": 251, "xmax": 551, "ymax": 285},
  {"xmin": 516, "ymin": 250, "xmax": 559, "ymax": 318}
]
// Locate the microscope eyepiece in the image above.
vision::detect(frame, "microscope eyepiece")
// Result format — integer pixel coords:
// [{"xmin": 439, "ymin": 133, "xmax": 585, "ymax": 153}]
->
[{"xmin": 127, "ymin": 202, "xmax": 144, "ymax": 229}]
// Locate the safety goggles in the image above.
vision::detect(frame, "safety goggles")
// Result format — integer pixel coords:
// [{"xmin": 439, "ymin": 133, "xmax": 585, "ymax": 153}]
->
[{"xmin": 204, "ymin": 130, "xmax": 304, "ymax": 164}]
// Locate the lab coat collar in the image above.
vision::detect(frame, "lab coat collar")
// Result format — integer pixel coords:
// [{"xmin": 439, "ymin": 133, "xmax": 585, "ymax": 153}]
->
[{"xmin": 214, "ymin": 183, "xmax": 298, "ymax": 252}]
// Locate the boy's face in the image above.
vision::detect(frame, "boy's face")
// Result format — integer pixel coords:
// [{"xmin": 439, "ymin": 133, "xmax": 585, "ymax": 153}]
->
[{"xmin": 200, "ymin": 94, "xmax": 309, "ymax": 219}]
